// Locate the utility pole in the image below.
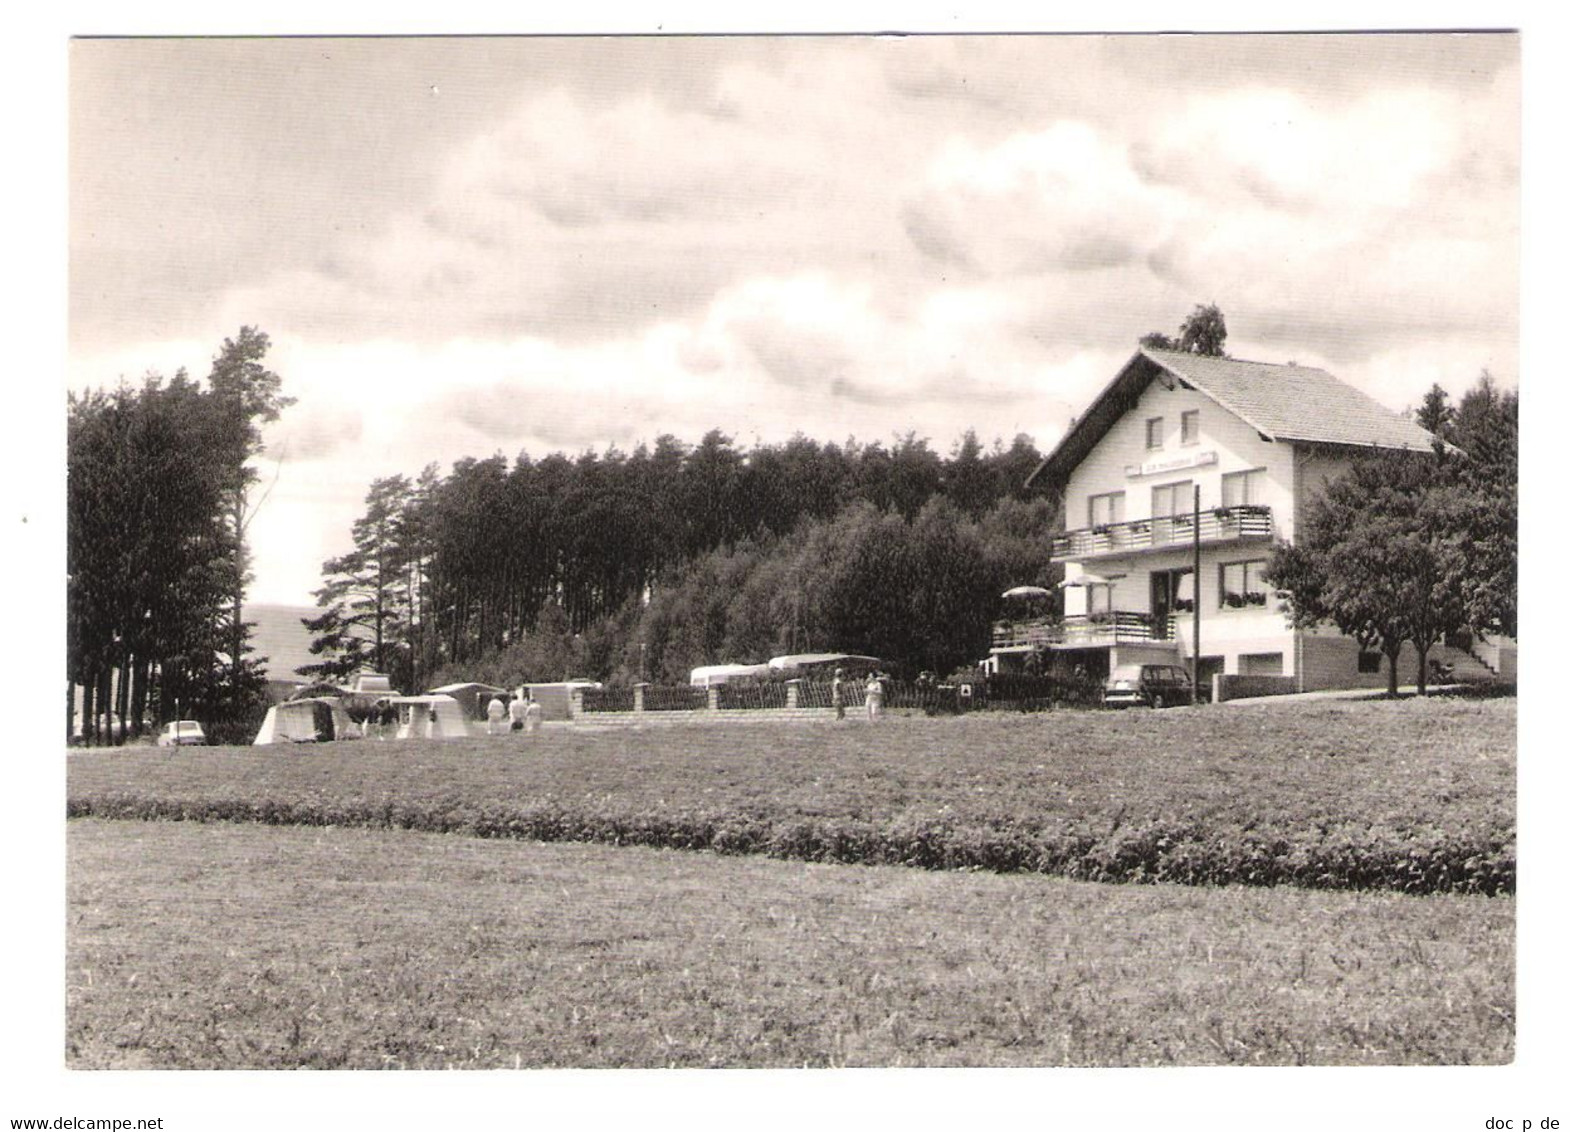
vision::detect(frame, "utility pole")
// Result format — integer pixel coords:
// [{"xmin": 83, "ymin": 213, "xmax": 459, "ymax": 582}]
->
[{"xmin": 1192, "ymin": 483, "xmax": 1202, "ymax": 705}]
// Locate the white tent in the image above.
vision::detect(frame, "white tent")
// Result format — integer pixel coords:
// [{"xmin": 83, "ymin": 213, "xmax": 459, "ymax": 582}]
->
[
  {"xmin": 254, "ymin": 697, "xmax": 362, "ymax": 744},
  {"xmin": 390, "ymin": 694, "xmax": 470, "ymax": 739}
]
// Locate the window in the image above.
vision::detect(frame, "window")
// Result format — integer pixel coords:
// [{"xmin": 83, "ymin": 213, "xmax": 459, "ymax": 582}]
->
[
  {"xmin": 1222, "ymin": 468, "xmax": 1265, "ymax": 508},
  {"xmin": 1086, "ymin": 583, "xmax": 1113, "ymax": 615},
  {"xmin": 1358, "ymin": 651, "xmax": 1382, "ymax": 674},
  {"xmin": 1181, "ymin": 410, "xmax": 1200, "ymax": 445},
  {"xmin": 1145, "ymin": 416, "xmax": 1164, "ymax": 450},
  {"xmin": 1219, "ymin": 560, "xmax": 1270, "ymax": 609},
  {"xmin": 1239, "ymin": 652, "xmax": 1284, "ymax": 675},
  {"xmin": 1151, "ymin": 480, "xmax": 1194, "ymax": 519},
  {"xmin": 1088, "ymin": 491, "xmax": 1124, "ymax": 528}
]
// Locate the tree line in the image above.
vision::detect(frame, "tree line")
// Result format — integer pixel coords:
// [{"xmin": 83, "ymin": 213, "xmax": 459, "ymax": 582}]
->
[
  {"xmin": 302, "ymin": 430, "xmax": 1057, "ymax": 690},
  {"xmin": 67, "ymin": 328, "xmax": 293, "ymax": 743}
]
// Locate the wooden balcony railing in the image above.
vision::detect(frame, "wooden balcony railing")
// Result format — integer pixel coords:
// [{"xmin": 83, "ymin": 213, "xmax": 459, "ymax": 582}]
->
[
  {"xmin": 1051, "ymin": 505, "xmax": 1272, "ymax": 561},
  {"xmin": 992, "ymin": 612, "xmax": 1170, "ymax": 649}
]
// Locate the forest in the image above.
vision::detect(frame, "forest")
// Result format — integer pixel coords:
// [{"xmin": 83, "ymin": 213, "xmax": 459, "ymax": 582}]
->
[
  {"xmin": 301, "ymin": 430, "xmax": 1062, "ymax": 692},
  {"xmin": 66, "ymin": 328, "xmax": 292, "ymax": 743}
]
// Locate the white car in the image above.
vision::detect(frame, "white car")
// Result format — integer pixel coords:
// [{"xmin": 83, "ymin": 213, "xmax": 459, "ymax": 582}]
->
[{"xmin": 157, "ymin": 720, "xmax": 207, "ymax": 746}]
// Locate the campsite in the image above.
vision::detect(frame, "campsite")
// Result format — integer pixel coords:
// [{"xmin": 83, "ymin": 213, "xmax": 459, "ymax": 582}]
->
[{"xmin": 66, "ymin": 694, "xmax": 1514, "ymax": 1068}]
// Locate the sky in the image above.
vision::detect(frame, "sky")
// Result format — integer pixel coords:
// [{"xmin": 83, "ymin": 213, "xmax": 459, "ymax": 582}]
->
[{"xmin": 67, "ymin": 32, "xmax": 1520, "ymax": 607}]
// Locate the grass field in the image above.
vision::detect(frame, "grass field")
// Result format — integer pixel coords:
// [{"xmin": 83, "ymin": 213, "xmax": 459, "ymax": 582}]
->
[
  {"xmin": 68, "ymin": 697, "xmax": 1516, "ymax": 893},
  {"xmin": 67, "ymin": 818, "xmax": 1514, "ymax": 1069}
]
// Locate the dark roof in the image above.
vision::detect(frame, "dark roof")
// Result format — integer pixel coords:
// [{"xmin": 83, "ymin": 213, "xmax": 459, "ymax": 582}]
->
[
  {"xmin": 244, "ymin": 604, "xmax": 324, "ymax": 681},
  {"xmin": 1027, "ymin": 347, "xmax": 1438, "ymax": 489}
]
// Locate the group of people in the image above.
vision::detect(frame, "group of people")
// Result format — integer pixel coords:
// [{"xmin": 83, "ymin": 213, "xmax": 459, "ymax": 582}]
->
[
  {"xmin": 830, "ymin": 667, "xmax": 889, "ymax": 720},
  {"xmin": 365, "ymin": 699, "xmax": 399, "ymax": 740},
  {"xmin": 486, "ymin": 690, "xmax": 543, "ymax": 737}
]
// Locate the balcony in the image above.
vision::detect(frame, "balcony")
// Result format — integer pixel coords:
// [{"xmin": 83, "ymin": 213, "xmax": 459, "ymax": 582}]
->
[
  {"xmin": 1052, "ymin": 505, "xmax": 1272, "ymax": 562},
  {"xmin": 992, "ymin": 612, "xmax": 1174, "ymax": 650}
]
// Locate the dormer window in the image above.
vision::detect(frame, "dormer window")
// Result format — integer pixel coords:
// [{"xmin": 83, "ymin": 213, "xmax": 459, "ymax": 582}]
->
[
  {"xmin": 1181, "ymin": 410, "xmax": 1200, "ymax": 446},
  {"xmin": 1145, "ymin": 417, "xmax": 1164, "ymax": 450}
]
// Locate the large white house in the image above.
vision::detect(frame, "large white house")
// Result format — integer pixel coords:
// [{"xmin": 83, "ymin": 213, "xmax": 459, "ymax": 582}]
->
[{"xmin": 994, "ymin": 346, "xmax": 1503, "ymax": 694}]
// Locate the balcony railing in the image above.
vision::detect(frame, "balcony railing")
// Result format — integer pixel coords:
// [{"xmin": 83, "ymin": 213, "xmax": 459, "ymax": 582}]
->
[
  {"xmin": 992, "ymin": 612, "xmax": 1172, "ymax": 650},
  {"xmin": 1051, "ymin": 505, "xmax": 1272, "ymax": 561}
]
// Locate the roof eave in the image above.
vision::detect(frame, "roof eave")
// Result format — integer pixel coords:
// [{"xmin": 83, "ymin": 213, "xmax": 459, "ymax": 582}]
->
[{"xmin": 1024, "ymin": 349, "xmax": 1158, "ymax": 491}]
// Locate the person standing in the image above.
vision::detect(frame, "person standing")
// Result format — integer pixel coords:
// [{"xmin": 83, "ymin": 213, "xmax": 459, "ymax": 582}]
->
[
  {"xmin": 524, "ymin": 696, "xmax": 543, "ymax": 734},
  {"xmin": 508, "ymin": 692, "xmax": 527, "ymax": 734},
  {"xmin": 485, "ymin": 695, "xmax": 506, "ymax": 736},
  {"xmin": 831, "ymin": 668, "xmax": 846, "ymax": 720},
  {"xmin": 865, "ymin": 671, "xmax": 885, "ymax": 720}
]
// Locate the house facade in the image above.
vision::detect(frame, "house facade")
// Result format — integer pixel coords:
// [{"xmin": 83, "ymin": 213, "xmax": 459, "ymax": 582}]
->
[{"xmin": 993, "ymin": 347, "xmax": 1454, "ymax": 694}]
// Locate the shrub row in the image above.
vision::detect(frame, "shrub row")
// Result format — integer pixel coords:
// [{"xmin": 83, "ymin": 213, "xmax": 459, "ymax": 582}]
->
[{"xmin": 66, "ymin": 792, "xmax": 1513, "ymax": 896}]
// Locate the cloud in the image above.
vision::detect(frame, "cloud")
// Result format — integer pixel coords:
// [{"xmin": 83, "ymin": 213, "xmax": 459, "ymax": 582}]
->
[
  {"xmin": 68, "ymin": 36, "xmax": 1518, "ymax": 608},
  {"xmin": 902, "ymin": 122, "xmax": 1180, "ymax": 279}
]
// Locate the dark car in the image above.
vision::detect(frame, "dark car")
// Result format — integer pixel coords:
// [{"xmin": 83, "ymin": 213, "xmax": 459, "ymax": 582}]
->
[{"xmin": 1103, "ymin": 663, "xmax": 1193, "ymax": 708}]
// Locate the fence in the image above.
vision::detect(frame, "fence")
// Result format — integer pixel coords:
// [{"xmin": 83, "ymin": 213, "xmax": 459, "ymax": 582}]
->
[
  {"xmin": 641, "ymin": 685, "xmax": 710, "ymax": 712},
  {"xmin": 581, "ymin": 685, "xmax": 635, "ymax": 712},
  {"xmin": 716, "ymin": 682, "xmax": 790, "ymax": 710},
  {"xmin": 572, "ymin": 674, "xmax": 1108, "ymax": 721}
]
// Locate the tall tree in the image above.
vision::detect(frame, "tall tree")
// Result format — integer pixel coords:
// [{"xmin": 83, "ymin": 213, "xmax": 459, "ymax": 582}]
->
[
  {"xmin": 301, "ymin": 475, "xmax": 414, "ymax": 685},
  {"xmin": 1177, "ymin": 303, "xmax": 1228, "ymax": 356},
  {"xmin": 1266, "ymin": 449, "xmax": 1471, "ymax": 695},
  {"xmin": 1139, "ymin": 304, "xmax": 1228, "ymax": 357},
  {"xmin": 1416, "ymin": 382, "xmax": 1454, "ymax": 438},
  {"xmin": 204, "ymin": 327, "xmax": 295, "ymax": 689},
  {"xmin": 67, "ymin": 337, "xmax": 288, "ymax": 744},
  {"xmin": 1445, "ymin": 370, "xmax": 1518, "ymax": 637}
]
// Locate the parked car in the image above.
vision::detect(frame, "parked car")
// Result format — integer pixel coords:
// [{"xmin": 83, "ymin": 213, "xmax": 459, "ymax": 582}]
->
[
  {"xmin": 157, "ymin": 720, "xmax": 207, "ymax": 746},
  {"xmin": 1103, "ymin": 663, "xmax": 1193, "ymax": 708}
]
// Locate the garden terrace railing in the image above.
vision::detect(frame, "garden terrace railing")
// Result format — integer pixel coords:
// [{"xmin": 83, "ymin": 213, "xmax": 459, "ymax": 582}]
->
[
  {"xmin": 992, "ymin": 611, "xmax": 1162, "ymax": 648},
  {"xmin": 1051, "ymin": 504, "xmax": 1272, "ymax": 560}
]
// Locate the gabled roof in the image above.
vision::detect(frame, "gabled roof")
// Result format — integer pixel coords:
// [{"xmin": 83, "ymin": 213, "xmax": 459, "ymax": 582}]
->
[{"xmin": 1026, "ymin": 347, "xmax": 1438, "ymax": 489}]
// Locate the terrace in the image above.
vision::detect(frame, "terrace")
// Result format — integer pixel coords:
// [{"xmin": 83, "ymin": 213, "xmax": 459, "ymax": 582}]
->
[{"xmin": 1051, "ymin": 504, "xmax": 1272, "ymax": 562}]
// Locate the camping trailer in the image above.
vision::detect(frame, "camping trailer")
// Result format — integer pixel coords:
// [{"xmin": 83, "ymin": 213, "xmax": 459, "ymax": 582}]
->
[
  {"xmin": 519, "ymin": 681, "xmax": 602, "ymax": 722},
  {"xmin": 427, "ymin": 682, "xmax": 509, "ymax": 720},
  {"xmin": 766, "ymin": 653, "xmax": 881, "ymax": 679},
  {"xmin": 254, "ymin": 697, "xmax": 362, "ymax": 744},
  {"xmin": 688, "ymin": 663, "xmax": 772, "ymax": 687}
]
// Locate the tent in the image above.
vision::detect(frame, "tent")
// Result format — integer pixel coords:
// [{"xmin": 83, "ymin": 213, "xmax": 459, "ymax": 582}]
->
[
  {"xmin": 389, "ymin": 694, "xmax": 470, "ymax": 739},
  {"xmin": 427, "ymin": 682, "xmax": 510, "ymax": 720},
  {"xmin": 254, "ymin": 697, "xmax": 362, "ymax": 744}
]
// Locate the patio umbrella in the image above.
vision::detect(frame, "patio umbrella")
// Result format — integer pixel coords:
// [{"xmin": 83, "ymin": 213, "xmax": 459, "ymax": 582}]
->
[{"xmin": 1057, "ymin": 572, "xmax": 1125, "ymax": 587}]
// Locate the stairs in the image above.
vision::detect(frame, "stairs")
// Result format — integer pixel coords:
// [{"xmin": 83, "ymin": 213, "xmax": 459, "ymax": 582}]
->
[{"xmin": 1430, "ymin": 642, "xmax": 1510, "ymax": 684}]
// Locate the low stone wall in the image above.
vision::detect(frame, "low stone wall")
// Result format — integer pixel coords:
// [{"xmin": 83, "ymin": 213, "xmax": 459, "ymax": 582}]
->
[
  {"xmin": 573, "ymin": 706, "xmax": 851, "ymax": 728},
  {"xmin": 1213, "ymin": 674, "xmax": 1298, "ymax": 703}
]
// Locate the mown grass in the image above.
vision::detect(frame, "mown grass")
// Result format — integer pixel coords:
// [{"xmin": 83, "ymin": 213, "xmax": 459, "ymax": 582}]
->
[
  {"xmin": 67, "ymin": 697, "xmax": 1515, "ymax": 894},
  {"xmin": 66, "ymin": 818, "xmax": 1514, "ymax": 1069}
]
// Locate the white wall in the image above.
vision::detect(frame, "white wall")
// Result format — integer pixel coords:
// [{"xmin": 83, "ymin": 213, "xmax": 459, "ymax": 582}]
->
[
  {"xmin": 1063, "ymin": 377, "xmax": 1295, "ymax": 532},
  {"xmin": 1060, "ymin": 375, "xmax": 1296, "ymax": 672}
]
